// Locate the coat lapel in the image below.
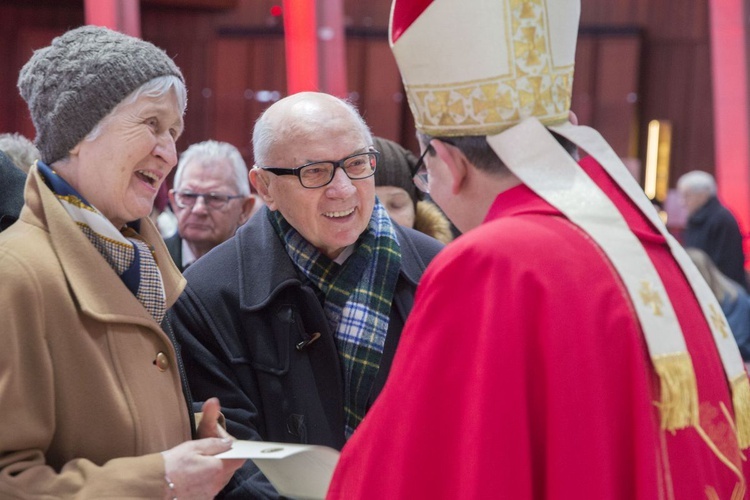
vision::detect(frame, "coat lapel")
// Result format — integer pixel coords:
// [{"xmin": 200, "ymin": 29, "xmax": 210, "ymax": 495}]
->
[{"xmin": 25, "ymin": 167, "xmax": 185, "ymax": 327}]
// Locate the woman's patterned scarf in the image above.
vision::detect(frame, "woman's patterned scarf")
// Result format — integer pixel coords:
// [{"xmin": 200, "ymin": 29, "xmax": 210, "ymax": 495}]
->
[
  {"xmin": 37, "ymin": 161, "xmax": 166, "ymax": 323},
  {"xmin": 268, "ymin": 200, "xmax": 402, "ymax": 438}
]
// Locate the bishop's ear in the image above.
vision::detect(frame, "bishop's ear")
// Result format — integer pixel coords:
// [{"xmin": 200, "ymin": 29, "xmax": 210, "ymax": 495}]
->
[{"xmin": 432, "ymin": 139, "xmax": 469, "ymax": 195}]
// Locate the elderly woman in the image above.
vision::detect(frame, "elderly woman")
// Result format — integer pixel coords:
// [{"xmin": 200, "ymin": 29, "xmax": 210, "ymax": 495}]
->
[{"xmin": 0, "ymin": 26, "xmax": 242, "ymax": 498}]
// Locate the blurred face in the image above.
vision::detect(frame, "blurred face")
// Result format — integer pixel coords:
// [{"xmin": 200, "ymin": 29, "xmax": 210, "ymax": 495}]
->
[
  {"xmin": 60, "ymin": 90, "xmax": 184, "ymax": 228},
  {"xmin": 169, "ymin": 159, "xmax": 252, "ymax": 253},
  {"xmin": 375, "ymin": 186, "xmax": 415, "ymax": 228},
  {"xmin": 252, "ymin": 100, "xmax": 375, "ymax": 260},
  {"xmin": 678, "ymin": 188, "xmax": 709, "ymax": 217}
]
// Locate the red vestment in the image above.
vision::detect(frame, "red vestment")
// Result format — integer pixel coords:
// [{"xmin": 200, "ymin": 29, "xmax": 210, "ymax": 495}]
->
[{"xmin": 327, "ymin": 157, "xmax": 748, "ymax": 499}]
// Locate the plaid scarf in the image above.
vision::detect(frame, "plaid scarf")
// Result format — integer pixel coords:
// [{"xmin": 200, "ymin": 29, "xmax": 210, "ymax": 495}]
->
[
  {"xmin": 37, "ymin": 161, "xmax": 166, "ymax": 323},
  {"xmin": 269, "ymin": 200, "xmax": 402, "ymax": 438}
]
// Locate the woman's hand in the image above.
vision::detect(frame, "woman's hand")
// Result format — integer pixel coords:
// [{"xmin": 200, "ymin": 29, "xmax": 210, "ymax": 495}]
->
[{"xmin": 161, "ymin": 398, "xmax": 245, "ymax": 499}]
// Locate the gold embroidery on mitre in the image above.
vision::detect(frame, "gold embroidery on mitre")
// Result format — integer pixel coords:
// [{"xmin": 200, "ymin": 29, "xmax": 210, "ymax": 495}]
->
[
  {"xmin": 403, "ymin": 0, "xmax": 574, "ymax": 136},
  {"xmin": 473, "ymin": 85, "xmax": 515, "ymax": 125},
  {"xmin": 709, "ymin": 304, "xmax": 730, "ymax": 339},
  {"xmin": 516, "ymin": 26, "xmax": 545, "ymax": 68},
  {"xmin": 426, "ymin": 91, "xmax": 461, "ymax": 127},
  {"xmin": 639, "ymin": 280, "xmax": 664, "ymax": 316},
  {"xmin": 552, "ymin": 72, "xmax": 573, "ymax": 114},
  {"xmin": 519, "ymin": 76, "xmax": 554, "ymax": 118},
  {"xmin": 518, "ymin": 0, "xmax": 536, "ymax": 19}
]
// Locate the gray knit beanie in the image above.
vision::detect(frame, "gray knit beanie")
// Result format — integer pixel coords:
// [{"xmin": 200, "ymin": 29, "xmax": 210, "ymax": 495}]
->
[
  {"xmin": 372, "ymin": 136, "xmax": 421, "ymax": 207},
  {"xmin": 18, "ymin": 25, "xmax": 184, "ymax": 164}
]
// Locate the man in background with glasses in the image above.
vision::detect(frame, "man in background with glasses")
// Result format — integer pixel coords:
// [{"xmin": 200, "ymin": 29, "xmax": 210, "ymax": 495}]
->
[
  {"xmin": 167, "ymin": 91, "xmax": 443, "ymax": 498},
  {"xmin": 166, "ymin": 140, "xmax": 255, "ymax": 271}
]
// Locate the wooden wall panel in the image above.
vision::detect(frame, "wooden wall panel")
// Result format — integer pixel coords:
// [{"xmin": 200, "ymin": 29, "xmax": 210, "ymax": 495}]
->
[
  {"xmin": 345, "ymin": 38, "xmax": 367, "ymax": 101},
  {"xmin": 12, "ymin": 28, "xmax": 64, "ymax": 141},
  {"xmin": 245, "ymin": 37, "xmax": 287, "ymax": 159},
  {"xmin": 344, "ymin": 0, "xmax": 390, "ymax": 29},
  {"xmin": 210, "ymin": 36, "xmax": 286, "ymax": 162},
  {"xmin": 0, "ymin": 0, "xmax": 718, "ymax": 188},
  {"xmin": 0, "ymin": 3, "xmax": 82, "ymax": 142},
  {"xmin": 399, "ymin": 103, "xmax": 419, "ymax": 155},
  {"xmin": 0, "ymin": 7, "xmax": 22, "ymax": 134},
  {"xmin": 580, "ymin": 0, "xmax": 708, "ymax": 40},
  {"xmin": 571, "ymin": 33, "xmax": 641, "ymax": 163},
  {"xmin": 143, "ymin": 0, "xmax": 238, "ymax": 8},
  {"xmin": 571, "ymin": 38, "xmax": 597, "ymax": 127},
  {"xmin": 213, "ymin": 39, "xmax": 254, "ymax": 153},
  {"xmin": 592, "ymin": 37, "xmax": 641, "ymax": 158},
  {"xmin": 683, "ymin": 42, "xmax": 716, "ymax": 173},
  {"xmin": 213, "ymin": 0, "xmax": 283, "ymax": 28},
  {"xmin": 640, "ymin": 41, "xmax": 714, "ymax": 183},
  {"xmin": 579, "ymin": 0, "xmax": 713, "ymax": 180},
  {"xmin": 359, "ymin": 40, "xmax": 403, "ymax": 142},
  {"xmin": 142, "ymin": 9, "xmax": 214, "ymax": 154}
]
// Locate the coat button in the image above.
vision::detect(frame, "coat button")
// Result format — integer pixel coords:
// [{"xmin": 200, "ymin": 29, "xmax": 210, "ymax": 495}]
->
[{"xmin": 155, "ymin": 352, "xmax": 169, "ymax": 371}]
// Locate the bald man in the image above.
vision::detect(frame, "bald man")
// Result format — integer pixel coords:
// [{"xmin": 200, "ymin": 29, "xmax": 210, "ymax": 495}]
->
[{"xmin": 168, "ymin": 92, "xmax": 443, "ymax": 498}]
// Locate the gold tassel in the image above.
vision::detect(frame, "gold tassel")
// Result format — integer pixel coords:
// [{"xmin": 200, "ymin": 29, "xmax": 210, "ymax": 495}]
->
[
  {"xmin": 730, "ymin": 374, "xmax": 750, "ymax": 448},
  {"xmin": 653, "ymin": 352, "xmax": 699, "ymax": 431}
]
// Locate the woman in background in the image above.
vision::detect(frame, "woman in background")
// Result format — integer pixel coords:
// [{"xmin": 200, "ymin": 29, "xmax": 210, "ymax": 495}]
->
[{"xmin": 687, "ymin": 247, "xmax": 750, "ymax": 363}]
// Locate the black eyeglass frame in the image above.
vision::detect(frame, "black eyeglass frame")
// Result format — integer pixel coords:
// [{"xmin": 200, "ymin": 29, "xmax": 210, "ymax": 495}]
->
[
  {"xmin": 412, "ymin": 138, "xmax": 459, "ymax": 193},
  {"xmin": 259, "ymin": 150, "xmax": 380, "ymax": 189},
  {"xmin": 412, "ymin": 144, "xmax": 434, "ymax": 193}
]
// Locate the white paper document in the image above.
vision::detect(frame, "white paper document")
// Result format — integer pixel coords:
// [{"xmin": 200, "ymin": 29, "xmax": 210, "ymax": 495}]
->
[{"xmin": 216, "ymin": 441, "xmax": 340, "ymax": 500}]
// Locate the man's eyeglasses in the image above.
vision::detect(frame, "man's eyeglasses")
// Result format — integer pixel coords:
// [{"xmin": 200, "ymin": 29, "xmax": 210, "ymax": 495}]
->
[
  {"xmin": 412, "ymin": 145, "xmax": 433, "ymax": 193},
  {"xmin": 259, "ymin": 150, "xmax": 379, "ymax": 189},
  {"xmin": 173, "ymin": 191, "xmax": 245, "ymax": 210}
]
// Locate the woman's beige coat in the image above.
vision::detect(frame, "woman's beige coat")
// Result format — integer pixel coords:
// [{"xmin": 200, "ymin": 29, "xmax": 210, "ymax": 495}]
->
[{"xmin": 0, "ymin": 167, "xmax": 190, "ymax": 498}]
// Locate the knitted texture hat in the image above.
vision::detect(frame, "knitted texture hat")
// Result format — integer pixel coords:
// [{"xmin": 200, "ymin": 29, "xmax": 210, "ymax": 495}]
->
[
  {"xmin": 18, "ymin": 25, "xmax": 184, "ymax": 164},
  {"xmin": 372, "ymin": 136, "xmax": 420, "ymax": 207}
]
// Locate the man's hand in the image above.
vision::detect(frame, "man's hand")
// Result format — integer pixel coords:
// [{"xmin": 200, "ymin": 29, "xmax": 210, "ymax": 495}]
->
[{"xmin": 196, "ymin": 397, "xmax": 231, "ymax": 440}]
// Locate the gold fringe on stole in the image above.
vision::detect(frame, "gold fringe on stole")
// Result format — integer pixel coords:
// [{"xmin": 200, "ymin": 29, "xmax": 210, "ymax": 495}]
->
[
  {"xmin": 653, "ymin": 353, "xmax": 699, "ymax": 431},
  {"xmin": 730, "ymin": 374, "xmax": 750, "ymax": 448}
]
